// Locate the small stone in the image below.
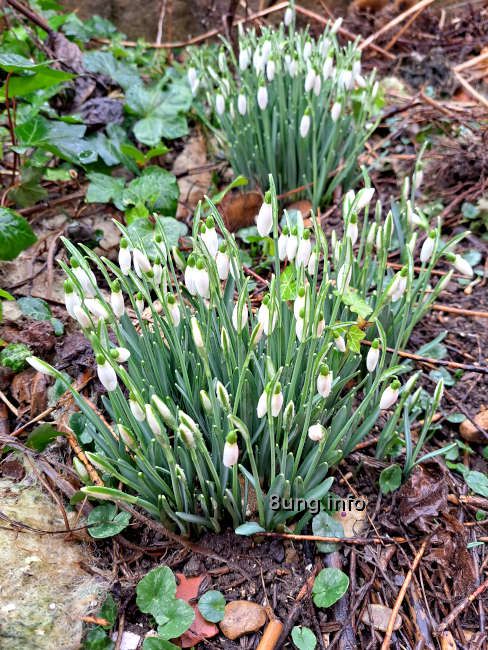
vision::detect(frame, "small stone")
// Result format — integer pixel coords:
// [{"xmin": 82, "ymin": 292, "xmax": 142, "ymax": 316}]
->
[
  {"xmin": 460, "ymin": 409, "xmax": 488, "ymax": 444},
  {"xmin": 361, "ymin": 604, "xmax": 402, "ymax": 632},
  {"xmin": 219, "ymin": 600, "xmax": 267, "ymax": 640},
  {"xmin": 112, "ymin": 631, "xmax": 141, "ymax": 650}
]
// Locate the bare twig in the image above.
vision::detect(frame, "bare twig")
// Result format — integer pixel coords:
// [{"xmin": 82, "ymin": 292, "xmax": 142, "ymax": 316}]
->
[{"xmin": 436, "ymin": 576, "xmax": 488, "ymax": 634}]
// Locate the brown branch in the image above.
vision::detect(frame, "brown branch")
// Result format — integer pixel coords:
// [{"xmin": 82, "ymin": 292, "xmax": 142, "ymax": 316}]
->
[
  {"xmin": 436, "ymin": 576, "xmax": 488, "ymax": 634},
  {"xmin": 430, "ymin": 303, "xmax": 488, "ymax": 320},
  {"xmin": 255, "ymin": 531, "xmax": 409, "ymax": 546}
]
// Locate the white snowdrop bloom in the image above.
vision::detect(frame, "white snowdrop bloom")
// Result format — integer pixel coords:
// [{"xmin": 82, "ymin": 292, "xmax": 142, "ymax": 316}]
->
[
  {"xmin": 257, "ymin": 390, "xmax": 268, "ymax": 418},
  {"xmin": 237, "ymin": 93, "xmax": 247, "ymax": 116},
  {"xmin": 129, "ymin": 398, "xmax": 145, "ymax": 422},
  {"xmin": 296, "ymin": 232, "xmax": 312, "ymax": 267},
  {"xmin": 294, "ymin": 288, "xmax": 306, "ymax": 318},
  {"xmin": 284, "ymin": 6, "xmax": 293, "ymax": 26},
  {"xmin": 414, "ymin": 170, "xmax": 423, "ymax": 190},
  {"xmin": 331, "ymin": 102, "xmax": 341, "ymax": 122},
  {"xmin": 317, "ymin": 366, "xmax": 333, "ymax": 398},
  {"xmin": 288, "ymin": 58, "xmax": 298, "ymax": 77},
  {"xmin": 315, "ymin": 318, "xmax": 325, "ymax": 337},
  {"xmin": 286, "ymin": 228, "xmax": 299, "ymax": 260},
  {"xmin": 322, "ymin": 56, "xmax": 334, "ymax": 80},
  {"xmin": 355, "ymin": 74, "xmax": 367, "ymax": 88},
  {"xmin": 308, "ymin": 423, "xmax": 325, "ymax": 442},
  {"xmin": 118, "ymin": 240, "xmax": 131, "ymax": 275},
  {"xmin": 215, "ymin": 94, "xmax": 225, "ymax": 116},
  {"xmin": 218, "ymin": 50, "xmax": 226, "ymax": 72},
  {"xmin": 330, "ymin": 17, "xmax": 343, "ymax": 34},
  {"xmin": 216, "ymin": 247, "xmax": 230, "ymax": 280},
  {"xmin": 319, "ymin": 37, "xmax": 331, "ymax": 56},
  {"xmin": 303, "ymin": 41, "xmax": 312, "ymax": 60},
  {"xmin": 356, "ymin": 187, "xmax": 375, "ymax": 211},
  {"xmin": 118, "ymin": 425, "xmax": 134, "ymax": 449},
  {"xmin": 313, "ymin": 74, "xmax": 322, "ymax": 96},
  {"xmin": 191, "ymin": 316, "xmax": 204, "ymax": 350},
  {"xmin": 232, "ymin": 302, "xmax": 248, "ymax": 332},
  {"xmin": 420, "ymin": 231, "xmax": 436, "ymax": 264},
  {"xmin": 253, "ymin": 49, "xmax": 264, "ymax": 74},
  {"xmin": 223, "ymin": 438, "xmax": 239, "ymax": 468},
  {"xmin": 64, "ymin": 281, "xmax": 81, "ymax": 319},
  {"xmin": 406, "ymin": 200, "xmax": 423, "ymax": 227},
  {"xmin": 135, "ymin": 293, "xmax": 144, "ymax": 312},
  {"xmin": 72, "ymin": 264, "xmax": 96, "ymax": 297},
  {"xmin": 389, "ymin": 270, "xmax": 408, "ymax": 303},
  {"xmin": 343, "ymin": 189, "xmax": 355, "ymax": 214},
  {"xmin": 257, "ymin": 85, "xmax": 268, "ymax": 110},
  {"xmin": 375, "ymin": 225, "xmax": 383, "ymax": 250},
  {"xmin": 366, "ymin": 340, "xmax": 380, "ymax": 372},
  {"xmin": 271, "ymin": 384, "xmax": 284, "ymax": 417},
  {"xmin": 262, "ymin": 40, "xmax": 272, "ymax": 62},
  {"xmin": 201, "ymin": 218, "xmax": 219, "ymax": 257},
  {"xmin": 352, "ymin": 59, "xmax": 361, "ymax": 79},
  {"xmin": 366, "ymin": 222, "xmax": 376, "ymax": 247},
  {"xmin": 190, "ymin": 78, "xmax": 199, "ymax": 96},
  {"xmin": 194, "ymin": 262, "xmax": 210, "ymax": 299},
  {"xmin": 266, "ymin": 59, "xmax": 276, "ymax": 81},
  {"xmin": 336, "ymin": 264, "xmax": 352, "ymax": 292},
  {"xmin": 184, "ymin": 256, "xmax": 198, "ymax": 296},
  {"xmin": 305, "ymin": 68, "xmax": 316, "ymax": 92},
  {"xmin": 256, "ymin": 198, "xmax": 273, "ymax": 237},
  {"xmin": 167, "ymin": 297, "xmax": 180, "ymax": 326},
  {"xmin": 150, "ymin": 260, "xmax": 162, "ymax": 286},
  {"xmin": 112, "ymin": 347, "xmax": 130, "ymax": 363},
  {"xmin": 257, "ymin": 299, "xmax": 277, "ymax": 336},
  {"xmin": 300, "ymin": 113, "xmax": 311, "ymax": 138},
  {"xmin": 307, "ymin": 250, "xmax": 318, "ymax": 275},
  {"xmin": 96, "ymin": 357, "xmax": 117, "ymax": 392},
  {"xmin": 333, "ymin": 332, "xmax": 346, "ymax": 353},
  {"xmin": 187, "ymin": 67, "xmax": 197, "ymax": 87},
  {"xmin": 73, "ymin": 305, "xmax": 92, "ymax": 329},
  {"xmin": 278, "ymin": 227, "xmax": 289, "ymax": 261},
  {"xmin": 340, "ymin": 69, "xmax": 353, "ymax": 90},
  {"xmin": 179, "ymin": 423, "xmax": 195, "ymax": 448},
  {"xmin": 380, "ymin": 381, "xmax": 400, "ymax": 410},
  {"xmin": 295, "ymin": 316, "xmax": 305, "ymax": 342},
  {"xmin": 346, "ymin": 217, "xmax": 358, "ymax": 245},
  {"xmin": 85, "ymin": 298, "xmax": 109, "ymax": 321},
  {"xmin": 239, "ymin": 47, "xmax": 250, "ymax": 70},
  {"xmin": 133, "ymin": 249, "xmax": 151, "ymax": 277},
  {"xmin": 452, "ymin": 254, "xmax": 474, "ymax": 278},
  {"xmin": 145, "ymin": 404, "xmax": 162, "ymax": 436}
]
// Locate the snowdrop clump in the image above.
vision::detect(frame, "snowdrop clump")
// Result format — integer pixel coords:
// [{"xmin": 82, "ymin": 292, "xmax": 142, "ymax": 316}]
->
[
  {"xmin": 28, "ymin": 175, "xmax": 469, "ymax": 534},
  {"xmin": 188, "ymin": 7, "xmax": 379, "ymax": 209}
]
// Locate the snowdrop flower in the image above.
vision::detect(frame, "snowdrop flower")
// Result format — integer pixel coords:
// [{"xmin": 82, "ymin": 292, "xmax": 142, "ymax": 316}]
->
[
  {"xmin": 300, "ymin": 112, "xmax": 311, "ymax": 138},
  {"xmin": 366, "ymin": 222, "xmax": 376, "ymax": 247},
  {"xmin": 187, "ymin": 67, "xmax": 197, "ymax": 87},
  {"xmin": 317, "ymin": 365, "xmax": 333, "ymax": 398},
  {"xmin": 262, "ymin": 40, "xmax": 272, "ymax": 62},
  {"xmin": 256, "ymin": 193, "xmax": 273, "ymax": 237},
  {"xmin": 216, "ymin": 244, "xmax": 230, "ymax": 280},
  {"xmin": 380, "ymin": 379, "xmax": 401, "ymax": 410},
  {"xmin": 366, "ymin": 339, "xmax": 380, "ymax": 372},
  {"xmin": 129, "ymin": 397, "xmax": 145, "ymax": 422},
  {"xmin": 118, "ymin": 425, "xmax": 135, "ymax": 449},
  {"xmin": 144, "ymin": 404, "xmax": 161, "ymax": 436},
  {"xmin": 253, "ymin": 49, "xmax": 264, "ymax": 74},
  {"xmin": 185, "ymin": 254, "xmax": 197, "ymax": 296},
  {"xmin": 308, "ymin": 423, "xmax": 325, "ymax": 442},
  {"xmin": 150, "ymin": 258, "xmax": 162, "ymax": 287},
  {"xmin": 64, "ymin": 280, "xmax": 81, "ymax": 319},
  {"xmin": 118, "ymin": 238, "xmax": 131, "ymax": 275},
  {"xmin": 420, "ymin": 230, "xmax": 436, "ymax": 264},
  {"xmin": 239, "ymin": 47, "xmax": 250, "ymax": 70},
  {"xmin": 333, "ymin": 331, "xmax": 346, "ymax": 352},
  {"xmin": 356, "ymin": 187, "xmax": 375, "ymax": 211},
  {"xmin": 215, "ymin": 94, "xmax": 225, "ymax": 116},
  {"xmin": 286, "ymin": 226, "xmax": 299, "ymax": 261},
  {"xmin": 85, "ymin": 298, "xmax": 109, "ymax": 321},
  {"xmin": 194, "ymin": 259, "xmax": 210, "ymax": 298},
  {"xmin": 296, "ymin": 230, "xmax": 312, "ymax": 267},
  {"xmin": 133, "ymin": 249, "xmax": 151, "ymax": 277},
  {"xmin": 167, "ymin": 295, "xmax": 180, "ymax": 327},
  {"xmin": 284, "ymin": 5, "xmax": 293, "ymax": 26},
  {"xmin": 414, "ymin": 169, "xmax": 423, "ymax": 190},
  {"xmin": 191, "ymin": 316, "xmax": 205, "ymax": 350},
  {"xmin": 288, "ymin": 58, "xmax": 298, "ymax": 77},
  {"xmin": 294, "ymin": 287, "xmax": 307, "ymax": 318},
  {"xmin": 352, "ymin": 59, "xmax": 361, "ymax": 79},
  {"xmin": 257, "ymin": 389, "xmax": 268, "ymax": 418},
  {"xmin": 110, "ymin": 347, "xmax": 130, "ymax": 363},
  {"xmin": 330, "ymin": 17, "xmax": 343, "ymax": 34},
  {"xmin": 346, "ymin": 214, "xmax": 358, "ymax": 245},
  {"xmin": 295, "ymin": 313, "xmax": 306, "ymax": 342},
  {"xmin": 223, "ymin": 432, "xmax": 239, "ymax": 467},
  {"xmin": 266, "ymin": 59, "xmax": 276, "ymax": 81},
  {"xmin": 447, "ymin": 253, "xmax": 473, "ymax": 278},
  {"xmin": 278, "ymin": 226, "xmax": 289, "ymax": 261},
  {"xmin": 73, "ymin": 305, "xmax": 92, "ymax": 329},
  {"xmin": 307, "ymin": 248, "xmax": 318, "ymax": 275},
  {"xmin": 201, "ymin": 217, "xmax": 219, "ymax": 257},
  {"xmin": 322, "ymin": 56, "xmax": 333, "ymax": 79},
  {"xmin": 71, "ymin": 259, "xmax": 96, "ymax": 297},
  {"xmin": 339, "ymin": 69, "xmax": 353, "ymax": 90},
  {"xmin": 232, "ymin": 301, "xmax": 248, "ymax": 333},
  {"xmin": 257, "ymin": 296, "xmax": 277, "ymax": 336},
  {"xmin": 305, "ymin": 67, "xmax": 316, "ymax": 92},
  {"xmin": 315, "ymin": 317, "xmax": 325, "ymax": 337},
  {"xmin": 218, "ymin": 50, "xmax": 226, "ymax": 72},
  {"xmin": 257, "ymin": 84, "xmax": 268, "ymax": 110},
  {"xmin": 271, "ymin": 383, "xmax": 284, "ymax": 417},
  {"xmin": 179, "ymin": 423, "xmax": 196, "ymax": 448},
  {"xmin": 313, "ymin": 74, "xmax": 322, "ymax": 96},
  {"xmin": 406, "ymin": 200, "xmax": 423, "ymax": 227},
  {"xmin": 237, "ymin": 93, "xmax": 247, "ymax": 116},
  {"xmin": 331, "ymin": 102, "xmax": 341, "ymax": 122},
  {"xmin": 216, "ymin": 381, "xmax": 231, "ymax": 410},
  {"xmin": 388, "ymin": 267, "xmax": 408, "ymax": 302},
  {"xmin": 336, "ymin": 264, "xmax": 352, "ymax": 292},
  {"xmin": 319, "ymin": 37, "xmax": 331, "ymax": 56},
  {"xmin": 135, "ymin": 292, "xmax": 144, "ymax": 312},
  {"xmin": 96, "ymin": 355, "xmax": 117, "ymax": 392},
  {"xmin": 303, "ymin": 41, "xmax": 312, "ymax": 60},
  {"xmin": 151, "ymin": 395, "xmax": 176, "ymax": 429}
]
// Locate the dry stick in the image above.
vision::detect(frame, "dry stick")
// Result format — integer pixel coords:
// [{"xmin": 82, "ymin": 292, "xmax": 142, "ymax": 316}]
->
[
  {"xmin": 18, "ymin": 189, "xmax": 86, "ymax": 216},
  {"xmin": 430, "ymin": 303, "xmax": 488, "ymax": 320},
  {"xmin": 454, "ymin": 71, "xmax": 488, "ymax": 109},
  {"xmin": 436, "ymin": 576, "xmax": 488, "ymax": 635},
  {"xmin": 359, "ymin": 0, "xmax": 437, "ymax": 51},
  {"xmin": 380, "ymin": 538, "xmax": 428, "ymax": 650},
  {"xmin": 360, "ymin": 339, "xmax": 488, "ymax": 375},
  {"xmin": 294, "ymin": 3, "xmax": 395, "ymax": 61},
  {"xmin": 454, "ymin": 50, "xmax": 488, "ymax": 73},
  {"xmin": 256, "ymin": 531, "xmax": 409, "ymax": 546},
  {"xmin": 383, "ymin": 4, "xmax": 427, "ymax": 51}
]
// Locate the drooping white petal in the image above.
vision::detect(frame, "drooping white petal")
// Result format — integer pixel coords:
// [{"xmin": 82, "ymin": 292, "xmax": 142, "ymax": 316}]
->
[
  {"xmin": 97, "ymin": 361, "xmax": 118, "ymax": 392},
  {"xmin": 223, "ymin": 441, "xmax": 239, "ymax": 467},
  {"xmin": 256, "ymin": 201, "xmax": 273, "ymax": 237}
]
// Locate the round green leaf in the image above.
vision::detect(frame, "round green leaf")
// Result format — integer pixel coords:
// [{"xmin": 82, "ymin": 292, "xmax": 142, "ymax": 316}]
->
[
  {"xmin": 136, "ymin": 566, "xmax": 176, "ymax": 620},
  {"xmin": 379, "ymin": 464, "xmax": 402, "ymax": 494},
  {"xmin": 312, "ymin": 512, "xmax": 344, "ymax": 553},
  {"xmin": 291, "ymin": 626, "xmax": 317, "ymax": 650},
  {"xmin": 198, "ymin": 590, "xmax": 226, "ymax": 623},
  {"xmin": 312, "ymin": 568, "xmax": 349, "ymax": 609},
  {"xmin": 156, "ymin": 598, "xmax": 194, "ymax": 639},
  {"xmin": 0, "ymin": 208, "xmax": 37, "ymax": 261},
  {"xmin": 87, "ymin": 503, "xmax": 131, "ymax": 539}
]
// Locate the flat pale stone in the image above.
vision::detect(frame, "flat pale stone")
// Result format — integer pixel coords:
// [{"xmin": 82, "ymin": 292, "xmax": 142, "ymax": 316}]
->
[
  {"xmin": 361, "ymin": 604, "xmax": 402, "ymax": 632},
  {"xmin": 460, "ymin": 409, "xmax": 488, "ymax": 443},
  {"xmin": 219, "ymin": 600, "xmax": 267, "ymax": 640}
]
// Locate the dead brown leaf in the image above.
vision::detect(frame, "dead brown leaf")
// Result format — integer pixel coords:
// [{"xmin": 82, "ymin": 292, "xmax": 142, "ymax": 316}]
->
[{"xmin": 397, "ymin": 462, "xmax": 448, "ymax": 531}]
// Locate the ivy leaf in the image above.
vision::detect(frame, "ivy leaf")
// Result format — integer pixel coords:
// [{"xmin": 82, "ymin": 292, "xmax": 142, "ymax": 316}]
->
[
  {"xmin": 0, "ymin": 53, "xmax": 52, "ymax": 72},
  {"xmin": 0, "ymin": 67, "xmax": 74, "ymax": 100},
  {"xmin": 465, "ymin": 471, "xmax": 488, "ymax": 498},
  {"xmin": 235, "ymin": 522, "xmax": 266, "ymax": 535},
  {"xmin": 312, "ymin": 512, "xmax": 344, "ymax": 553},
  {"xmin": 86, "ymin": 173, "xmax": 125, "ymax": 209},
  {"xmin": 0, "ymin": 342, "xmax": 31, "ymax": 372},
  {"xmin": 312, "ymin": 568, "xmax": 349, "ymax": 608},
  {"xmin": 123, "ymin": 166, "xmax": 179, "ymax": 216},
  {"xmin": 136, "ymin": 566, "xmax": 177, "ymax": 620},
  {"xmin": 379, "ymin": 464, "xmax": 402, "ymax": 494},
  {"xmin": 87, "ymin": 503, "xmax": 131, "ymax": 538},
  {"xmin": 0, "ymin": 207, "xmax": 37, "ymax": 260},
  {"xmin": 10, "ymin": 167, "xmax": 48, "ymax": 208},
  {"xmin": 291, "ymin": 626, "xmax": 317, "ymax": 650},
  {"xmin": 197, "ymin": 591, "xmax": 226, "ymax": 623},
  {"xmin": 337, "ymin": 289, "xmax": 372, "ymax": 320},
  {"xmin": 83, "ymin": 51, "xmax": 140, "ymax": 91},
  {"xmin": 346, "ymin": 325, "xmax": 365, "ymax": 354},
  {"xmin": 18, "ymin": 296, "xmax": 51, "ymax": 320}
]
